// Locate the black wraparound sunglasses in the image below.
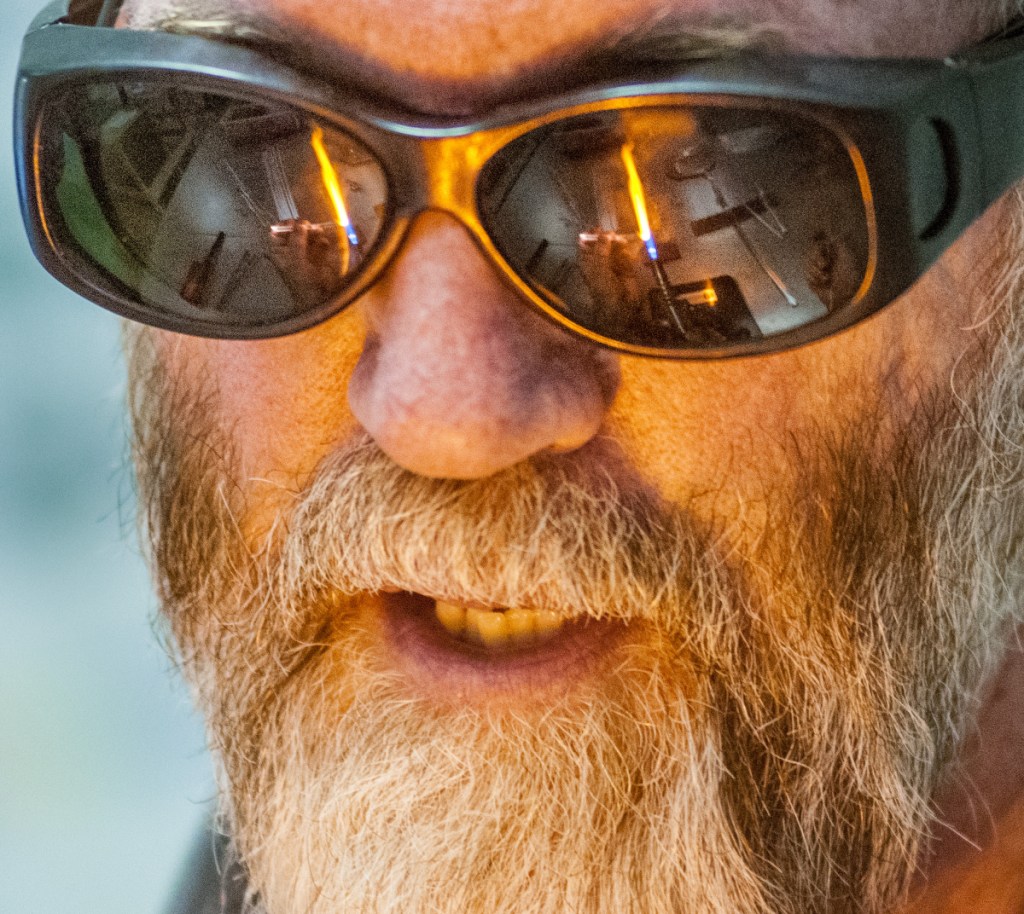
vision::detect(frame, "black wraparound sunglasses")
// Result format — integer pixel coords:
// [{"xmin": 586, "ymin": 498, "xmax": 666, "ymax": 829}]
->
[{"xmin": 14, "ymin": 0, "xmax": 1024, "ymax": 358}]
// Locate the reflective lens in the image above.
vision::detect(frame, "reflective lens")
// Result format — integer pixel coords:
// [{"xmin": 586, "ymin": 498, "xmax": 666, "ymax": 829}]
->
[
  {"xmin": 479, "ymin": 105, "xmax": 874, "ymax": 350},
  {"xmin": 35, "ymin": 83, "xmax": 875, "ymax": 350},
  {"xmin": 37, "ymin": 81, "xmax": 389, "ymax": 330}
]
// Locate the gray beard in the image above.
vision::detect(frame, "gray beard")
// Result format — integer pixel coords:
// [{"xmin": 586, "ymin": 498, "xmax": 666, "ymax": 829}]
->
[{"xmin": 126, "ymin": 206, "xmax": 1024, "ymax": 914}]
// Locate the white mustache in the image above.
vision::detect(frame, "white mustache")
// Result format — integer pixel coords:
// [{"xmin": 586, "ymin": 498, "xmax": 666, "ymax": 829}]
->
[{"xmin": 265, "ymin": 435, "xmax": 735, "ymax": 627}]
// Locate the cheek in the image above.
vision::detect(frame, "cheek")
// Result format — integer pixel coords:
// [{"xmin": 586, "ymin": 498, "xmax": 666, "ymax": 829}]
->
[
  {"xmin": 607, "ymin": 290, "xmax": 979, "ymax": 524},
  {"xmin": 157, "ymin": 309, "xmax": 365, "ymax": 491},
  {"xmin": 608, "ymin": 355, "xmax": 806, "ymax": 518},
  {"xmin": 608, "ymin": 196, "xmax": 1012, "ymax": 517}
]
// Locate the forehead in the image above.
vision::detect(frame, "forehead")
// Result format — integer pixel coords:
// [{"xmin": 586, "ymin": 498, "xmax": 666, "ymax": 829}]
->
[{"xmin": 120, "ymin": 0, "xmax": 999, "ymax": 110}]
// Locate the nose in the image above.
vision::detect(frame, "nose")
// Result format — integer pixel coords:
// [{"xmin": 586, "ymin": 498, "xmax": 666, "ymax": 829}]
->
[{"xmin": 347, "ymin": 212, "xmax": 620, "ymax": 479}]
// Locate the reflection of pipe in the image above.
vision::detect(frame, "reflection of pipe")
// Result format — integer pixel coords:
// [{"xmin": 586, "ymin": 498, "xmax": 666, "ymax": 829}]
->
[
  {"xmin": 760, "ymin": 260, "xmax": 798, "ymax": 307},
  {"xmin": 270, "ymin": 221, "xmax": 335, "ymax": 238},
  {"xmin": 648, "ymin": 257, "xmax": 674, "ymax": 303},
  {"xmin": 647, "ymin": 255, "xmax": 688, "ymax": 337}
]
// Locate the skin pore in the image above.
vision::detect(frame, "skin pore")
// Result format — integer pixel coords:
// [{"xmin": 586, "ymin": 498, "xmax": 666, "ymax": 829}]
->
[{"xmin": 118, "ymin": 0, "xmax": 1024, "ymax": 911}]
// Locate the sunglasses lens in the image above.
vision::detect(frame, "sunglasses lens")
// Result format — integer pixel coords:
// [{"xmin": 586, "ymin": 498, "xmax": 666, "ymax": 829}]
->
[
  {"xmin": 35, "ymin": 80, "xmax": 389, "ymax": 333},
  {"xmin": 479, "ymin": 105, "xmax": 874, "ymax": 352}
]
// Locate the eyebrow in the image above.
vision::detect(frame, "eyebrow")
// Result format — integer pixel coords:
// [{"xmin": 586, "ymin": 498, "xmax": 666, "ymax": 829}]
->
[{"xmin": 113, "ymin": 1, "xmax": 784, "ymax": 113}]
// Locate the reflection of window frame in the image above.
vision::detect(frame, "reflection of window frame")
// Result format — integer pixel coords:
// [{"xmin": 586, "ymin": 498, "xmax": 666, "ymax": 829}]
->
[{"xmin": 109, "ymin": 113, "xmax": 203, "ymax": 210}]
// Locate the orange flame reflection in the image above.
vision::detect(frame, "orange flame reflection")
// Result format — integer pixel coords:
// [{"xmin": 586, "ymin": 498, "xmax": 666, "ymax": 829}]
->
[
  {"xmin": 620, "ymin": 142, "xmax": 658, "ymax": 260},
  {"xmin": 311, "ymin": 125, "xmax": 354, "ymax": 274}
]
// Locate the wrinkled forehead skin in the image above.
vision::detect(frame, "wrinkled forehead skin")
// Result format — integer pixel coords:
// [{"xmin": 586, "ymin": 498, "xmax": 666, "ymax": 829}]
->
[{"xmin": 120, "ymin": 0, "xmax": 1011, "ymax": 112}]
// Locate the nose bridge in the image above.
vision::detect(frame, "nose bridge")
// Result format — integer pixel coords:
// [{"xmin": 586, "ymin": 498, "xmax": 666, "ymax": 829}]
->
[{"xmin": 411, "ymin": 131, "xmax": 502, "ymax": 225}]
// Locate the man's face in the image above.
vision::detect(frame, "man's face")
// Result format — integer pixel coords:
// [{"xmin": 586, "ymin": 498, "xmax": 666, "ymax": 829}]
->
[{"xmin": 119, "ymin": 0, "xmax": 1024, "ymax": 912}]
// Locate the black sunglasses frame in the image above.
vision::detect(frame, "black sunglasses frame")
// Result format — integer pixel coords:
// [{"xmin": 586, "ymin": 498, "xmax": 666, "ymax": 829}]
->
[{"xmin": 15, "ymin": 0, "xmax": 1024, "ymax": 358}]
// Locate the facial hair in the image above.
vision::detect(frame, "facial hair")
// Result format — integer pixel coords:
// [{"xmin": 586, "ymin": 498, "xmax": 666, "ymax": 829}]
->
[{"xmin": 127, "ymin": 205, "xmax": 1024, "ymax": 914}]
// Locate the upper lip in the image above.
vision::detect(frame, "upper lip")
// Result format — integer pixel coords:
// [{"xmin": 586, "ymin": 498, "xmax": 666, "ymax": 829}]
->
[
  {"xmin": 359, "ymin": 578, "xmax": 588, "ymax": 618},
  {"xmin": 385, "ymin": 590, "xmax": 573, "ymax": 617}
]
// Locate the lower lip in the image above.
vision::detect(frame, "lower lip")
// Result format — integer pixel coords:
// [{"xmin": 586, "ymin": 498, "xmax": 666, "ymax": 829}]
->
[{"xmin": 379, "ymin": 592, "xmax": 631, "ymax": 703}]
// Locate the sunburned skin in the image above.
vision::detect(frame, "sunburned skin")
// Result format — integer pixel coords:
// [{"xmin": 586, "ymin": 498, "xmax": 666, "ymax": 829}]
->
[{"xmin": 117, "ymin": 0, "xmax": 1024, "ymax": 911}]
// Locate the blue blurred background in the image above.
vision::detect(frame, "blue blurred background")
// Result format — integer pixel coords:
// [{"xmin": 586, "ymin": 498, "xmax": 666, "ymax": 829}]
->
[{"xmin": 0, "ymin": 3, "xmax": 215, "ymax": 911}]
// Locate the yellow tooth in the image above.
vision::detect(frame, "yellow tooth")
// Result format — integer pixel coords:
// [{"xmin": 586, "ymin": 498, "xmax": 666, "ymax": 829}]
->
[
  {"xmin": 435, "ymin": 601, "xmax": 466, "ymax": 636},
  {"xmin": 503, "ymin": 608, "xmax": 536, "ymax": 643},
  {"xmin": 435, "ymin": 602, "xmax": 565, "ymax": 649},
  {"xmin": 471, "ymin": 609, "xmax": 510, "ymax": 648},
  {"xmin": 463, "ymin": 608, "xmax": 488, "ymax": 644},
  {"xmin": 533, "ymin": 610, "xmax": 564, "ymax": 641}
]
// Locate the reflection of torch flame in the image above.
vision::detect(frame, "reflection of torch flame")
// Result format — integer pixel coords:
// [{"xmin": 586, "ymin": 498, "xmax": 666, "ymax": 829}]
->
[
  {"xmin": 621, "ymin": 142, "xmax": 659, "ymax": 261},
  {"xmin": 311, "ymin": 125, "xmax": 359, "ymax": 274},
  {"xmin": 621, "ymin": 141, "xmax": 677, "ymax": 314},
  {"xmin": 702, "ymin": 281, "xmax": 718, "ymax": 307}
]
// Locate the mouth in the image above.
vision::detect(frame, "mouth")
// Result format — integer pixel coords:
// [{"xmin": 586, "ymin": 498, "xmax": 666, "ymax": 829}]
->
[{"xmin": 379, "ymin": 591, "xmax": 631, "ymax": 703}]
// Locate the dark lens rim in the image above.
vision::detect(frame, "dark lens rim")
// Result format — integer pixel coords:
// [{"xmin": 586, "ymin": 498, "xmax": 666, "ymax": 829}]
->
[
  {"xmin": 474, "ymin": 95, "xmax": 881, "ymax": 359},
  {"xmin": 28, "ymin": 73, "xmax": 402, "ymax": 340}
]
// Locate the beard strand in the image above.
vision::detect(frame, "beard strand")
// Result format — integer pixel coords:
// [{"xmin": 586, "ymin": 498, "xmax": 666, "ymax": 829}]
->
[{"xmin": 125, "ymin": 198, "xmax": 1024, "ymax": 914}]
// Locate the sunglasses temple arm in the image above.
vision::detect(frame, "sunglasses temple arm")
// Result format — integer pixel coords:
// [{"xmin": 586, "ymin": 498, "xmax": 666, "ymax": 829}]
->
[{"xmin": 964, "ymin": 36, "xmax": 1024, "ymax": 211}]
